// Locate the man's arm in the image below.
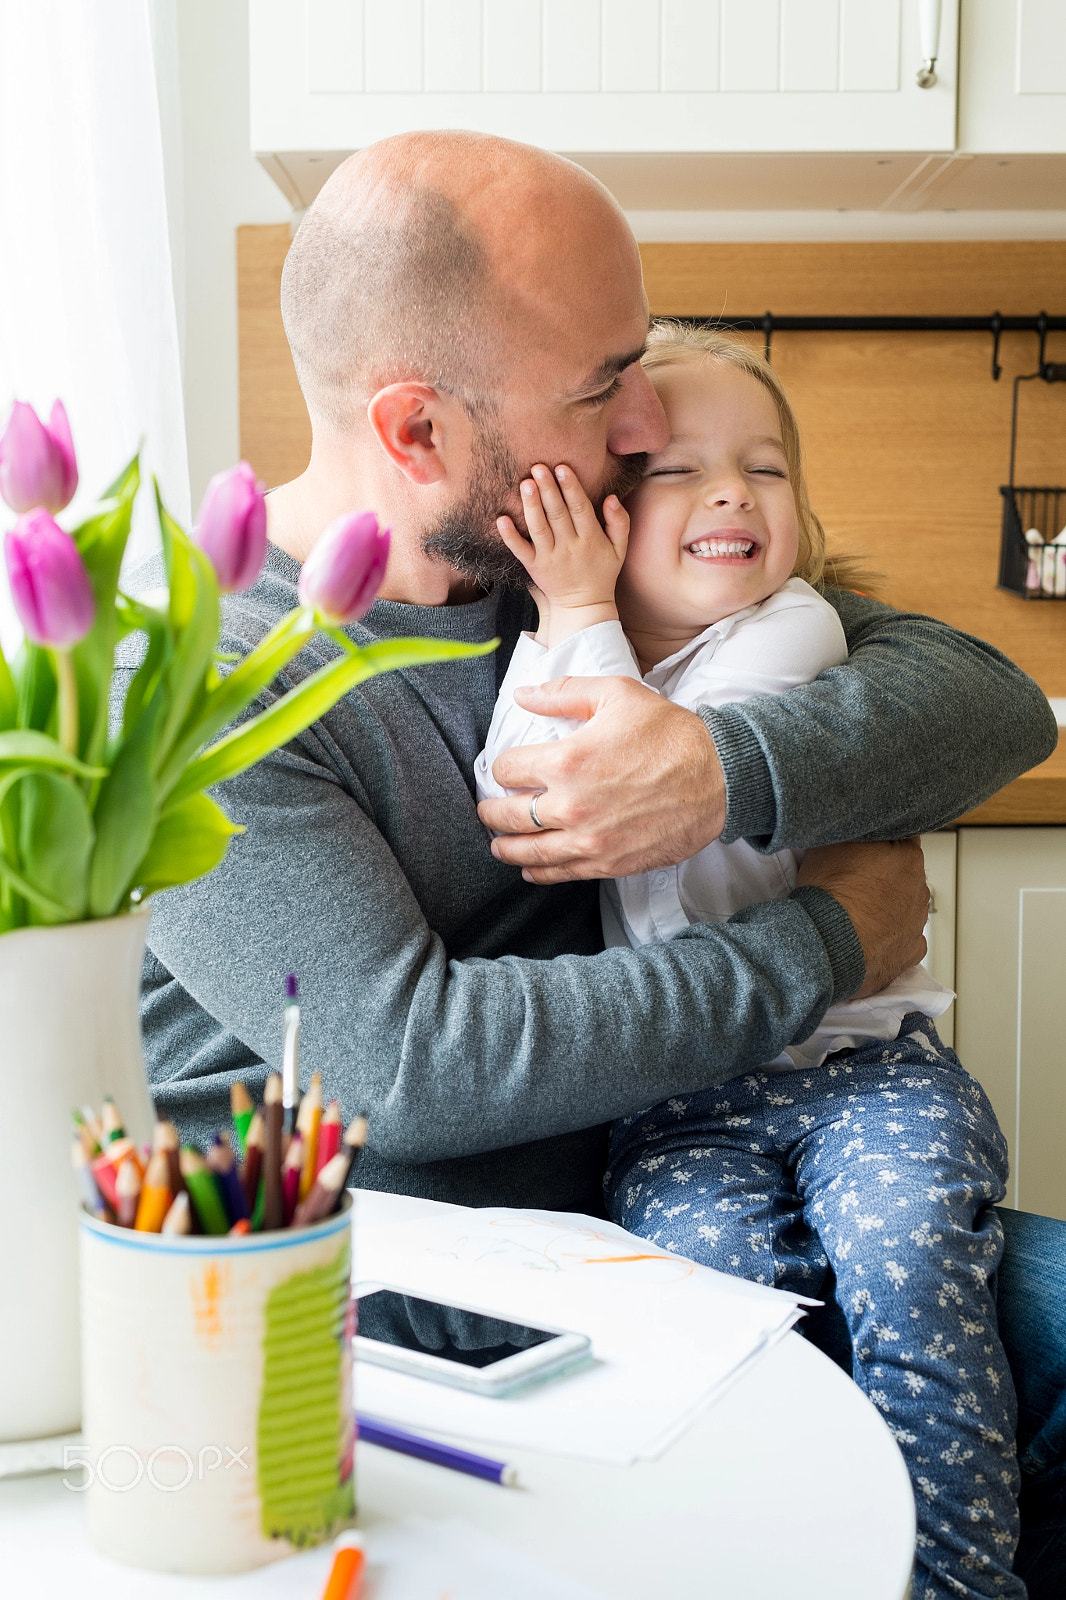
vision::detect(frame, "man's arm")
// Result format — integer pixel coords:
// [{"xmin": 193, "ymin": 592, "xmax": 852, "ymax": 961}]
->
[
  {"xmin": 142, "ymin": 744, "xmax": 921, "ymax": 1167},
  {"xmin": 479, "ymin": 590, "xmax": 1058, "ymax": 878}
]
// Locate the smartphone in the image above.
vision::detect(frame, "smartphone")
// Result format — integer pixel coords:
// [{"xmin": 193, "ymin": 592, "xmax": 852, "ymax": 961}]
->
[{"xmin": 353, "ymin": 1284, "xmax": 592, "ymax": 1397}]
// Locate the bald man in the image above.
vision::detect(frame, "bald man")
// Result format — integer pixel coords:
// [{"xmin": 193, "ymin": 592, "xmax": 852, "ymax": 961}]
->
[{"xmin": 128, "ymin": 132, "xmax": 1053, "ymax": 1199}]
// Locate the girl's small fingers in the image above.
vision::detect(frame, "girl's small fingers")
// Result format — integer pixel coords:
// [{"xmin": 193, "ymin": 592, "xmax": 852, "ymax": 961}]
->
[
  {"xmin": 530, "ymin": 464, "xmax": 575, "ymax": 530},
  {"xmin": 496, "ymin": 516, "xmax": 538, "ymax": 572},
  {"xmin": 602, "ymin": 494, "xmax": 631, "ymax": 556},
  {"xmin": 519, "ymin": 479, "xmax": 554, "ymax": 547},
  {"xmin": 553, "ymin": 465, "xmax": 598, "ymax": 534}
]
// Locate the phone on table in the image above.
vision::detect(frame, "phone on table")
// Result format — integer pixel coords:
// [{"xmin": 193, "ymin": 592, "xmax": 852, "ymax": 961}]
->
[{"xmin": 353, "ymin": 1284, "xmax": 592, "ymax": 1397}]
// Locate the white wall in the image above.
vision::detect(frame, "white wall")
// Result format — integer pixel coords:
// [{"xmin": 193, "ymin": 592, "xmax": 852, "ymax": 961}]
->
[{"xmin": 171, "ymin": 0, "xmax": 291, "ymax": 510}]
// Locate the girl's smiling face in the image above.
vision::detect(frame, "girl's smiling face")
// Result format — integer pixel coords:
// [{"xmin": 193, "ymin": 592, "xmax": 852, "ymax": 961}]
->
[{"xmin": 616, "ymin": 361, "xmax": 801, "ymax": 662}]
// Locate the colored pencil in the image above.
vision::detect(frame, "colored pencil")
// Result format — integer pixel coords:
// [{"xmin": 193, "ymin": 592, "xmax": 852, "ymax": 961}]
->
[
  {"xmin": 207, "ymin": 1133, "xmax": 249, "ymax": 1225},
  {"xmin": 79, "ymin": 1104, "xmax": 106, "ymax": 1151},
  {"xmin": 230, "ymin": 1081, "xmax": 254, "ymax": 1161},
  {"xmin": 292, "ymin": 1150, "xmax": 350, "ymax": 1226},
  {"xmin": 179, "ymin": 1148, "xmax": 230, "ymax": 1236},
  {"xmin": 281, "ymin": 1133, "xmax": 305, "ymax": 1225},
  {"xmin": 320, "ymin": 1532, "xmax": 365, "ymax": 1600},
  {"xmin": 281, "ymin": 974, "xmax": 301, "ymax": 1133},
  {"xmin": 262, "ymin": 1072, "xmax": 285, "ymax": 1231},
  {"xmin": 297, "ymin": 1073, "xmax": 323, "ymax": 1200},
  {"xmin": 134, "ymin": 1151, "xmax": 173, "ymax": 1232},
  {"xmin": 101, "ymin": 1134, "xmax": 145, "ymax": 1181},
  {"xmin": 161, "ymin": 1191, "xmax": 192, "ymax": 1236},
  {"xmin": 100, "ymin": 1095, "xmax": 125, "ymax": 1144},
  {"xmin": 115, "ymin": 1156, "xmax": 143, "ymax": 1228},
  {"xmin": 239, "ymin": 1111, "xmax": 264, "ymax": 1212},
  {"xmin": 153, "ymin": 1120, "xmax": 186, "ymax": 1199},
  {"xmin": 355, "ymin": 1415, "xmax": 518, "ymax": 1487},
  {"xmin": 229, "ymin": 1218, "xmax": 251, "ymax": 1236},
  {"xmin": 315, "ymin": 1101, "xmax": 343, "ymax": 1176},
  {"xmin": 71, "ymin": 1137, "xmax": 112, "ymax": 1221},
  {"xmin": 90, "ymin": 1148, "xmax": 121, "ymax": 1210},
  {"xmin": 72, "ymin": 1108, "xmax": 102, "ymax": 1160}
]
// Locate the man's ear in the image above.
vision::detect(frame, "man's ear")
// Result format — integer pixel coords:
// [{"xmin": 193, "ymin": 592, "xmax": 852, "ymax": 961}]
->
[{"xmin": 366, "ymin": 382, "xmax": 460, "ymax": 487}]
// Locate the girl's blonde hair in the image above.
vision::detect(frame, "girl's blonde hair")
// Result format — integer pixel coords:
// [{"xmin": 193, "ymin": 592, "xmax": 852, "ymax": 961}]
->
[{"xmin": 642, "ymin": 320, "xmax": 872, "ymax": 593}]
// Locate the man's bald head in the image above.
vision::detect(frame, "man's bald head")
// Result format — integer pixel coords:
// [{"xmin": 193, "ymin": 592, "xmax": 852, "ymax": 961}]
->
[{"xmin": 280, "ymin": 131, "xmax": 632, "ymax": 433}]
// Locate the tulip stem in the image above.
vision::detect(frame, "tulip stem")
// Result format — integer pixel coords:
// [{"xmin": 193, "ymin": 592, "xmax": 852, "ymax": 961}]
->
[{"xmin": 53, "ymin": 648, "xmax": 79, "ymax": 755}]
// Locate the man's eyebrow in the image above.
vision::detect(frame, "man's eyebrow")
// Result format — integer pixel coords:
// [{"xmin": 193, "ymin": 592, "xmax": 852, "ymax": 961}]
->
[{"xmin": 566, "ymin": 345, "xmax": 647, "ymax": 398}]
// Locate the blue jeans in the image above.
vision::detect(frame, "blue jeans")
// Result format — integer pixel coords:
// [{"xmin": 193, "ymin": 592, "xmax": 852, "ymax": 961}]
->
[{"xmin": 606, "ymin": 1017, "xmax": 1021, "ymax": 1600}]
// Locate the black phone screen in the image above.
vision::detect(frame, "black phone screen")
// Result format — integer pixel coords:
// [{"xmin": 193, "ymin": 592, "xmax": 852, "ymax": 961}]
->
[{"xmin": 355, "ymin": 1289, "xmax": 559, "ymax": 1370}]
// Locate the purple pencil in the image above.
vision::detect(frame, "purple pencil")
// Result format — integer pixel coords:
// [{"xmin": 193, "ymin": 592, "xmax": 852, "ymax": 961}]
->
[{"xmin": 355, "ymin": 1415, "xmax": 518, "ymax": 1486}]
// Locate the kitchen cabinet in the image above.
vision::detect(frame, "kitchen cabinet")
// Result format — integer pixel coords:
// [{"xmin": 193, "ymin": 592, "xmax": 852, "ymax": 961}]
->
[
  {"xmin": 959, "ymin": 0, "xmax": 1066, "ymax": 154},
  {"xmin": 954, "ymin": 828, "xmax": 1066, "ymax": 1221},
  {"xmin": 921, "ymin": 830, "xmax": 956, "ymax": 1047},
  {"xmin": 250, "ymin": 0, "xmax": 962, "ymax": 207}
]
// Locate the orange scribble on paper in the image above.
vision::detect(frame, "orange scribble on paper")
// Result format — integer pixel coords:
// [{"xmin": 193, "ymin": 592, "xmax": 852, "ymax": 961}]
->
[{"xmin": 191, "ymin": 1261, "xmax": 230, "ymax": 1344}]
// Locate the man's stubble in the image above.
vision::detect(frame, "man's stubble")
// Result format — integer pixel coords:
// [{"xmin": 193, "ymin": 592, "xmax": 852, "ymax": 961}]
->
[{"xmin": 422, "ymin": 416, "xmax": 647, "ymax": 591}]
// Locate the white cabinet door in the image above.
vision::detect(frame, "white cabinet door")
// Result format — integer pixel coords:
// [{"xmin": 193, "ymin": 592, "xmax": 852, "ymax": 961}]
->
[
  {"xmin": 250, "ymin": 0, "xmax": 960, "ymax": 192},
  {"xmin": 959, "ymin": 0, "xmax": 1066, "ymax": 151},
  {"xmin": 921, "ymin": 831, "xmax": 956, "ymax": 1048},
  {"xmin": 954, "ymin": 828, "xmax": 1066, "ymax": 1220}
]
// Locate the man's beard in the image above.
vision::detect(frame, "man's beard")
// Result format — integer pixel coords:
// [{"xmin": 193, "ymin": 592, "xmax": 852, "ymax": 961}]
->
[{"xmin": 422, "ymin": 423, "xmax": 648, "ymax": 592}]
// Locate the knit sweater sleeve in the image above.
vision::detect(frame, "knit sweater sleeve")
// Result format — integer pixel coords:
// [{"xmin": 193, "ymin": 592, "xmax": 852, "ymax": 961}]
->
[{"xmin": 702, "ymin": 588, "xmax": 1058, "ymax": 853}]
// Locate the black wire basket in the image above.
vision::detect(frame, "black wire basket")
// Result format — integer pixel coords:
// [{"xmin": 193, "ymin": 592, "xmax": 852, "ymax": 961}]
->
[
  {"xmin": 999, "ymin": 486, "xmax": 1066, "ymax": 598},
  {"xmin": 998, "ymin": 358, "xmax": 1066, "ymax": 600}
]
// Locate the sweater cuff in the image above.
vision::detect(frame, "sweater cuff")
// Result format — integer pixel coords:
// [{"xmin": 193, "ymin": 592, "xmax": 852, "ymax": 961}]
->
[
  {"xmin": 789, "ymin": 885, "xmax": 866, "ymax": 1003},
  {"xmin": 699, "ymin": 705, "xmax": 777, "ymax": 846}
]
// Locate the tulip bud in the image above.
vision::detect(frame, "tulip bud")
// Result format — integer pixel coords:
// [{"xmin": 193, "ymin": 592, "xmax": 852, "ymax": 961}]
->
[
  {"xmin": 4, "ymin": 509, "xmax": 95, "ymax": 648},
  {"xmin": 0, "ymin": 399, "xmax": 79, "ymax": 515},
  {"xmin": 297, "ymin": 511, "xmax": 390, "ymax": 626},
  {"xmin": 193, "ymin": 461, "xmax": 267, "ymax": 593}
]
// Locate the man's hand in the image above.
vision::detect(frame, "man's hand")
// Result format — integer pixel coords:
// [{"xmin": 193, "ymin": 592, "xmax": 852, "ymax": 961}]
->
[
  {"xmin": 476, "ymin": 676, "xmax": 727, "ymax": 883},
  {"xmin": 797, "ymin": 839, "xmax": 929, "ymax": 998}
]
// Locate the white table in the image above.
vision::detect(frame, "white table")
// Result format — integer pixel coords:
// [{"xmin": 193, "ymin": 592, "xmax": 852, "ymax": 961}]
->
[{"xmin": 0, "ymin": 1191, "xmax": 915, "ymax": 1599}]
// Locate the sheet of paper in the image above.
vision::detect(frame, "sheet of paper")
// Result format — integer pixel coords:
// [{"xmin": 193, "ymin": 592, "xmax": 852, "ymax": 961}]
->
[
  {"xmin": 354, "ymin": 1206, "xmax": 808, "ymax": 1466},
  {"xmin": 362, "ymin": 1516, "xmax": 611, "ymax": 1600}
]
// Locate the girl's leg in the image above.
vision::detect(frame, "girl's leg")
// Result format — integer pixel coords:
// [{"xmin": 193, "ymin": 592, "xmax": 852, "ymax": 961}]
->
[
  {"xmin": 793, "ymin": 1018, "xmax": 1022, "ymax": 1600},
  {"xmin": 605, "ymin": 1077, "xmax": 828, "ymax": 1291}
]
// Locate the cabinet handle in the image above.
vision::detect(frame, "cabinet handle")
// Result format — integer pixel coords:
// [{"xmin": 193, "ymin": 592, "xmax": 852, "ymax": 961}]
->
[{"xmin": 916, "ymin": 0, "xmax": 942, "ymax": 88}]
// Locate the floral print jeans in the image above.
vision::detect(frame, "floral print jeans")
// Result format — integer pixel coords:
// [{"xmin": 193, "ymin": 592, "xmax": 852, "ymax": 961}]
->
[{"xmin": 606, "ymin": 1016, "xmax": 1024, "ymax": 1599}]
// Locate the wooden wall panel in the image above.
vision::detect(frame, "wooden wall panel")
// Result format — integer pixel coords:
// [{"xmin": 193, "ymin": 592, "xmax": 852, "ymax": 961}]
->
[{"xmin": 239, "ymin": 229, "xmax": 1066, "ymax": 692}]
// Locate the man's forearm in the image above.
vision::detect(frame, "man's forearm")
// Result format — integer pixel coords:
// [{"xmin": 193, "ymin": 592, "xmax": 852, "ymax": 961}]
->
[
  {"xmin": 145, "ymin": 757, "xmax": 857, "ymax": 1167},
  {"xmin": 708, "ymin": 588, "xmax": 1058, "ymax": 853}
]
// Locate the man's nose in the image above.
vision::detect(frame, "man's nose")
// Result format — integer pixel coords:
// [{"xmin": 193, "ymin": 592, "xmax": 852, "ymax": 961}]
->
[{"xmin": 606, "ymin": 364, "xmax": 669, "ymax": 457}]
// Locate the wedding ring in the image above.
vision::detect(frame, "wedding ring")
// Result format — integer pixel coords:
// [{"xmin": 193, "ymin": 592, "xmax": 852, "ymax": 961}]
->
[{"xmin": 529, "ymin": 793, "xmax": 546, "ymax": 829}]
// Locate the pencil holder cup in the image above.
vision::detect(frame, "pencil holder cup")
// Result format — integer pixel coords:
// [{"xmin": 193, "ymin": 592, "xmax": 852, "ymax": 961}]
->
[{"xmin": 77, "ymin": 1194, "xmax": 355, "ymax": 1575}]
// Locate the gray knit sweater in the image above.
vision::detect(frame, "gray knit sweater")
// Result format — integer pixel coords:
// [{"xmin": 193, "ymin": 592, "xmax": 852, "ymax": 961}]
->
[{"xmin": 119, "ymin": 546, "xmax": 1056, "ymax": 1214}]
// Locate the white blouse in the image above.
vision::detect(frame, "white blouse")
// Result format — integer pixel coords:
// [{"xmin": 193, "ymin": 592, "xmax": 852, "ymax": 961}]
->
[{"xmin": 475, "ymin": 578, "xmax": 951, "ymax": 1073}]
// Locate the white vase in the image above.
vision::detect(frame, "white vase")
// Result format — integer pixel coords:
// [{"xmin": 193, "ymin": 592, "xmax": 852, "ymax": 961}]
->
[{"xmin": 0, "ymin": 906, "xmax": 155, "ymax": 1442}]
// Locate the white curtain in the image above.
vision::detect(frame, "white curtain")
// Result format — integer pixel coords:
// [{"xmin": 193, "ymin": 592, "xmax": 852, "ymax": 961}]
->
[{"xmin": 0, "ymin": 0, "xmax": 189, "ymax": 653}]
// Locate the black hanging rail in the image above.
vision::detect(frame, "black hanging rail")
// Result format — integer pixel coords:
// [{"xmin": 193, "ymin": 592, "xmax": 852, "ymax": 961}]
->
[{"xmin": 685, "ymin": 310, "xmax": 1066, "ymax": 380}]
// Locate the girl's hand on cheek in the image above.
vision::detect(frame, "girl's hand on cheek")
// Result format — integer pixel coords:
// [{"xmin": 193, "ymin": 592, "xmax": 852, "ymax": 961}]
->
[{"xmin": 496, "ymin": 465, "xmax": 628, "ymax": 648}]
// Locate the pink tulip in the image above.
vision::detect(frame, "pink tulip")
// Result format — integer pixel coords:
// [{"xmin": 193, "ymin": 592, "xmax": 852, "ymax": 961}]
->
[
  {"xmin": 0, "ymin": 400, "xmax": 79, "ymax": 515},
  {"xmin": 193, "ymin": 461, "xmax": 267, "ymax": 592},
  {"xmin": 4, "ymin": 509, "xmax": 95, "ymax": 647},
  {"xmin": 298, "ymin": 511, "xmax": 390, "ymax": 625}
]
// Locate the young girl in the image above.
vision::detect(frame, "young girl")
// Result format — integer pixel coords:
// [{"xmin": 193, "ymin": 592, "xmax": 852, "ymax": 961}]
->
[{"xmin": 475, "ymin": 324, "xmax": 1022, "ymax": 1600}]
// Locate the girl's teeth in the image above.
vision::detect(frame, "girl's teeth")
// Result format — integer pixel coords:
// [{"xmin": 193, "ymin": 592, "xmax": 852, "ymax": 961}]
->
[{"xmin": 688, "ymin": 539, "xmax": 755, "ymax": 558}]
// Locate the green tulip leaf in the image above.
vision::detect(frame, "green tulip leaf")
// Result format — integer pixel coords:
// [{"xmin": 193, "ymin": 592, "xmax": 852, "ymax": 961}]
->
[
  {"xmin": 87, "ymin": 695, "xmax": 166, "ymax": 918},
  {"xmin": 168, "ymin": 636, "xmax": 498, "ymax": 806},
  {"xmin": 156, "ymin": 606, "xmax": 316, "ymax": 798},
  {"xmin": 0, "ymin": 729, "xmax": 106, "ymax": 777},
  {"xmin": 10, "ymin": 769, "xmax": 94, "ymax": 923},
  {"xmin": 0, "ymin": 638, "xmax": 16, "ymax": 732},
  {"xmin": 130, "ymin": 791, "xmax": 243, "ymax": 900},
  {"xmin": 155, "ymin": 484, "xmax": 221, "ymax": 770},
  {"xmin": 69, "ymin": 453, "xmax": 140, "ymax": 764}
]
